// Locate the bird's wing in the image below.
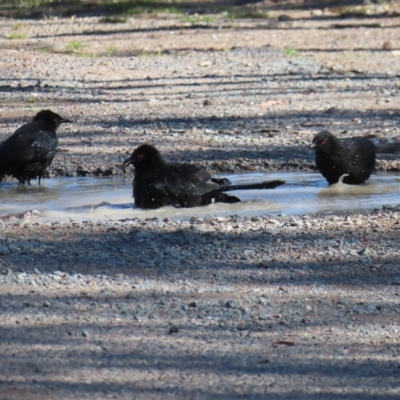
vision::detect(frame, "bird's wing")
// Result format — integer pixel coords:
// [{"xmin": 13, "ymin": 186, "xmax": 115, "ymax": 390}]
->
[
  {"xmin": 344, "ymin": 138, "xmax": 375, "ymax": 168},
  {"xmin": 0, "ymin": 129, "xmax": 56, "ymax": 163},
  {"xmin": 153, "ymin": 164, "xmax": 220, "ymax": 197}
]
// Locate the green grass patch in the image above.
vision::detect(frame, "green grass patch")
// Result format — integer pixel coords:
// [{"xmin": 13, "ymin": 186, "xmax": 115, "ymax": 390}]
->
[
  {"xmin": 27, "ymin": 96, "xmax": 38, "ymax": 103},
  {"xmin": 66, "ymin": 39, "xmax": 84, "ymax": 53},
  {"xmin": 38, "ymin": 46, "xmax": 53, "ymax": 52},
  {"xmin": 139, "ymin": 50, "xmax": 163, "ymax": 57},
  {"xmin": 339, "ymin": 7, "xmax": 368, "ymax": 17},
  {"xmin": 6, "ymin": 32, "xmax": 27, "ymax": 39},
  {"xmin": 284, "ymin": 47, "xmax": 300, "ymax": 57},
  {"xmin": 106, "ymin": 45, "xmax": 118, "ymax": 55}
]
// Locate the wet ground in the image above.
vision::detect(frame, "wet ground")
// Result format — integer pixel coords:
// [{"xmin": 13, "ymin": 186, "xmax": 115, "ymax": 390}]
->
[{"xmin": 1, "ymin": 172, "xmax": 400, "ymax": 222}]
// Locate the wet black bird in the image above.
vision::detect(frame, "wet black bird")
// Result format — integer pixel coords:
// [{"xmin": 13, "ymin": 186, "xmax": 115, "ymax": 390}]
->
[
  {"xmin": 122, "ymin": 144, "xmax": 285, "ymax": 209},
  {"xmin": 311, "ymin": 131, "xmax": 400, "ymax": 186},
  {"xmin": 0, "ymin": 110, "xmax": 71, "ymax": 185},
  {"xmin": 311, "ymin": 131, "xmax": 376, "ymax": 185}
]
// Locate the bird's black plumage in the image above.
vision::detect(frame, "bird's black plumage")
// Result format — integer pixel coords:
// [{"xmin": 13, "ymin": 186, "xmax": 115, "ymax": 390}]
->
[
  {"xmin": 122, "ymin": 144, "xmax": 285, "ymax": 209},
  {"xmin": 311, "ymin": 131, "xmax": 376, "ymax": 185},
  {"xmin": 0, "ymin": 110, "xmax": 71, "ymax": 185}
]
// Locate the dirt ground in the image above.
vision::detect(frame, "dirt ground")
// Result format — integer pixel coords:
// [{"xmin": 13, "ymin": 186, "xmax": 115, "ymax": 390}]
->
[{"xmin": 0, "ymin": 2, "xmax": 400, "ymax": 399}]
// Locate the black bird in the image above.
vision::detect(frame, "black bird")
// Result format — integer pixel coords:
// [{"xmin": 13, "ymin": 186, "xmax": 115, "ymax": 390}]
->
[
  {"xmin": 0, "ymin": 110, "xmax": 71, "ymax": 185},
  {"xmin": 122, "ymin": 144, "xmax": 285, "ymax": 209},
  {"xmin": 311, "ymin": 131, "xmax": 400, "ymax": 185},
  {"xmin": 311, "ymin": 131, "xmax": 376, "ymax": 185}
]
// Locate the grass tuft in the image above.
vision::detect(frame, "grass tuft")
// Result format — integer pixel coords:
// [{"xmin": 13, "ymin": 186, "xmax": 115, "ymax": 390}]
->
[
  {"xmin": 106, "ymin": 45, "xmax": 118, "ymax": 55},
  {"xmin": 339, "ymin": 7, "xmax": 368, "ymax": 17},
  {"xmin": 284, "ymin": 47, "xmax": 300, "ymax": 57},
  {"xmin": 6, "ymin": 32, "xmax": 27, "ymax": 39},
  {"xmin": 66, "ymin": 40, "xmax": 84, "ymax": 53}
]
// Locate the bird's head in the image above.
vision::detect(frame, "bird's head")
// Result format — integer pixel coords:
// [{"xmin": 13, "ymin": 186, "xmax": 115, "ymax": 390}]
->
[
  {"xmin": 311, "ymin": 131, "xmax": 337, "ymax": 151},
  {"xmin": 33, "ymin": 110, "xmax": 72, "ymax": 127},
  {"xmin": 122, "ymin": 144, "xmax": 164, "ymax": 169}
]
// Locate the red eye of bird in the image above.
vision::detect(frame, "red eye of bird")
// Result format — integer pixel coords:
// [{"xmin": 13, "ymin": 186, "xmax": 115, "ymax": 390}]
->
[
  {"xmin": 320, "ymin": 140, "xmax": 327, "ymax": 146},
  {"xmin": 138, "ymin": 154, "xmax": 145, "ymax": 160}
]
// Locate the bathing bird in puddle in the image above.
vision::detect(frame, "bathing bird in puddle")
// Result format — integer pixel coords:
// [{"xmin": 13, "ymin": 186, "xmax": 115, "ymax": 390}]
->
[
  {"xmin": 122, "ymin": 144, "xmax": 285, "ymax": 209},
  {"xmin": 311, "ymin": 131, "xmax": 376, "ymax": 185},
  {"xmin": 0, "ymin": 110, "xmax": 71, "ymax": 185}
]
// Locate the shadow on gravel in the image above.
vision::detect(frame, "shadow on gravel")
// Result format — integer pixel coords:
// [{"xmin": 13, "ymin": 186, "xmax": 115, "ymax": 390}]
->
[
  {"xmin": 0, "ymin": 216, "xmax": 400, "ymax": 397},
  {"xmin": 1, "ymin": 223, "xmax": 400, "ymax": 285},
  {"xmin": 0, "ymin": 283, "xmax": 399, "ymax": 398},
  {"xmin": 9, "ymin": 19, "xmax": 399, "ymax": 41}
]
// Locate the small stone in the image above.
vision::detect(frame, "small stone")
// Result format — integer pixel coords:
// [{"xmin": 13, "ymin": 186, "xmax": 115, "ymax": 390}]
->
[
  {"xmin": 278, "ymin": 14, "xmax": 292, "ymax": 22},
  {"xmin": 0, "ymin": 246, "xmax": 10, "ymax": 255},
  {"xmin": 306, "ymin": 305, "xmax": 313, "ymax": 312},
  {"xmin": 383, "ymin": 40, "xmax": 393, "ymax": 50},
  {"xmin": 168, "ymin": 325, "xmax": 179, "ymax": 334},
  {"xmin": 188, "ymin": 302, "xmax": 197, "ymax": 308},
  {"xmin": 203, "ymin": 99, "xmax": 212, "ymax": 106},
  {"xmin": 43, "ymin": 301, "xmax": 51, "ymax": 307},
  {"xmin": 82, "ymin": 329, "xmax": 90, "ymax": 338},
  {"xmin": 225, "ymin": 300, "xmax": 239, "ymax": 309}
]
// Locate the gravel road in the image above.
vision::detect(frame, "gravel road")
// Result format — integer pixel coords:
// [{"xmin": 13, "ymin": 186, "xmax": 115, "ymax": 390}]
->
[{"xmin": 0, "ymin": 2, "xmax": 399, "ymax": 399}]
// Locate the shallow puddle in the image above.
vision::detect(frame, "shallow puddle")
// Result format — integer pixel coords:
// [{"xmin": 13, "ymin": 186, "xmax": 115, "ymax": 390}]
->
[{"xmin": 0, "ymin": 172, "xmax": 400, "ymax": 223}]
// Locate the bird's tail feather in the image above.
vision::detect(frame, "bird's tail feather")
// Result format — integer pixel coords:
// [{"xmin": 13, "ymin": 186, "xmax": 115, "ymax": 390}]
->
[
  {"xmin": 221, "ymin": 180, "xmax": 285, "ymax": 192},
  {"xmin": 376, "ymin": 142, "xmax": 400, "ymax": 154}
]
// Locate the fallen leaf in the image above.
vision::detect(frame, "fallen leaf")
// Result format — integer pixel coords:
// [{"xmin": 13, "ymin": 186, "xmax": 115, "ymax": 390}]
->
[{"xmin": 272, "ymin": 341, "xmax": 295, "ymax": 347}]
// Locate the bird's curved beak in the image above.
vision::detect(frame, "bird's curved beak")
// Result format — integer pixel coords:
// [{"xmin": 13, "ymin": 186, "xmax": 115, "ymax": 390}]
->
[
  {"xmin": 121, "ymin": 156, "xmax": 133, "ymax": 168},
  {"xmin": 60, "ymin": 118, "xmax": 72, "ymax": 124},
  {"xmin": 310, "ymin": 143, "xmax": 316, "ymax": 149}
]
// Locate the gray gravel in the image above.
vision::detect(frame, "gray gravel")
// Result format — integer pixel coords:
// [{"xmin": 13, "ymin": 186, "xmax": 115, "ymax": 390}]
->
[
  {"xmin": 0, "ymin": 5, "xmax": 400, "ymax": 400},
  {"xmin": 0, "ymin": 210, "xmax": 400, "ymax": 399}
]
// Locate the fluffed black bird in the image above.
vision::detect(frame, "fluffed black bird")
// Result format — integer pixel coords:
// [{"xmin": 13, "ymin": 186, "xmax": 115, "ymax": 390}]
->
[
  {"xmin": 122, "ymin": 144, "xmax": 285, "ymax": 209},
  {"xmin": 0, "ymin": 110, "xmax": 71, "ymax": 185},
  {"xmin": 311, "ymin": 131, "xmax": 376, "ymax": 185}
]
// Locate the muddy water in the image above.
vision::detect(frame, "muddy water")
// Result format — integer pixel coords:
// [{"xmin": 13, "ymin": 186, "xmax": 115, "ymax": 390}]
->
[{"xmin": 0, "ymin": 172, "xmax": 399, "ymax": 223}]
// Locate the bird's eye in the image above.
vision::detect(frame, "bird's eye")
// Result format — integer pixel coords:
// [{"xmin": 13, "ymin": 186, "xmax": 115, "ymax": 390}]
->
[
  {"xmin": 138, "ymin": 154, "xmax": 145, "ymax": 160},
  {"xmin": 320, "ymin": 140, "xmax": 327, "ymax": 146}
]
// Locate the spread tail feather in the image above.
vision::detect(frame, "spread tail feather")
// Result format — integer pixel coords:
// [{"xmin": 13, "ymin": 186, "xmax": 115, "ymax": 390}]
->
[
  {"xmin": 221, "ymin": 179, "xmax": 285, "ymax": 192},
  {"xmin": 376, "ymin": 142, "xmax": 400, "ymax": 154}
]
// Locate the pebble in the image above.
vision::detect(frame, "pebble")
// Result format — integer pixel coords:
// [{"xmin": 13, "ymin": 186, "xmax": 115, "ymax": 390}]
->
[
  {"xmin": 82, "ymin": 329, "xmax": 90, "ymax": 338},
  {"xmin": 168, "ymin": 325, "xmax": 179, "ymax": 334},
  {"xmin": 225, "ymin": 300, "xmax": 239, "ymax": 309},
  {"xmin": 0, "ymin": 246, "xmax": 10, "ymax": 255}
]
